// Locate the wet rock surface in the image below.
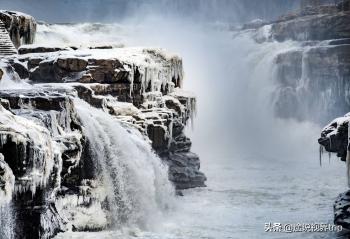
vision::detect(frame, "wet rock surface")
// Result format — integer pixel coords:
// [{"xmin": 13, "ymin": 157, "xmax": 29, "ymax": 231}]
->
[
  {"xmin": 274, "ymin": 44, "xmax": 350, "ymax": 123},
  {"xmin": 240, "ymin": 2, "xmax": 350, "ymax": 231},
  {"xmin": 335, "ymin": 190, "xmax": 350, "ymax": 228},
  {"xmin": 319, "ymin": 113, "xmax": 350, "ymax": 229},
  {"xmin": 241, "ymin": 4, "xmax": 350, "ymax": 124},
  {"xmin": 271, "ymin": 12, "xmax": 350, "ymax": 42},
  {"xmin": 0, "ymin": 11, "xmax": 205, "ymax": 238}
]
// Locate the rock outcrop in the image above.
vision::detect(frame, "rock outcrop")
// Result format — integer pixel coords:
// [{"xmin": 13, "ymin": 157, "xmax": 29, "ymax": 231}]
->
[
  {"xmin": 0, "ymin": 11, "xmax": 205, "ymax": 239},
  {"xmin": 273, "ymin": 43, "xmax": 350, "ymax": 123},
  {"xmin": 271, "ymin": 11, "xmax": 350, "ymax": 42},
  {"xmin": 240, "ymin": 3, "xmax": 350, "ymax": 124},
  {"xmin": 0, "ymin": 10, "xmax": 36, "ymax": 48},
  {"xmin": 318, "ymin": 113, "xmax": 350, "ymax": 228},
  {"xmin": 239, "ymin": 2, "xmax": 350, "ymax": 230}
]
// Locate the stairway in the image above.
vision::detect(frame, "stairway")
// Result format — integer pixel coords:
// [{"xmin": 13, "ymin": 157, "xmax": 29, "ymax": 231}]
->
[{"xmin": 0, "ymin": 20, "xmax": 17, "ymax": 56}]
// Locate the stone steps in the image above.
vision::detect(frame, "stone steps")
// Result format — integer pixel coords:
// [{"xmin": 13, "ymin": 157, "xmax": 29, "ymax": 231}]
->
[{"xmin": 0, "ymin": 20, "xmax": 17, "ymax": 56}]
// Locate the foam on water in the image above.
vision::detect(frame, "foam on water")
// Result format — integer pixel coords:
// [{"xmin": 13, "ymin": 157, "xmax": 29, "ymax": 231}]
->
[{"xmin": 73, "ymin": 99, "xmax": 175, "ymax": 230}]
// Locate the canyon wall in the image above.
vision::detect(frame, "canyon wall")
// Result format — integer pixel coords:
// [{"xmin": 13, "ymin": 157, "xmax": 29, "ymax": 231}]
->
[
  {"xmin": 244, "ymin": 1, "xmax": 350, "ymax": 124},
  {"xmin": 0, "ymin": 11, "xmax": 205, "ymax": 239},
  {"xmin": 250, "ymin": 0, "xmax": 350, "ymax": 230}
]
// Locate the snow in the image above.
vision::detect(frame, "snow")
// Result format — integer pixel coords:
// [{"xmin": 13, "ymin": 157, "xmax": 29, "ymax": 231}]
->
[
  {"xmin": 0, "ymin": 61, "xmax": 32, "ymax": 89},
  {"xmin": 0, "ymin": 104, "xmax": 57, "ymax": 197},
  {"xmin": 0, "ymin": 154, "xmax": 15, "ymax": 205},
  {"xmin": 56, "ymin": 194, "xmax": 109, "ymax": 231},
  {"xmin": 322, "ymin": 115, "xmax": 350, "ymax": 138},
  {"xmin": 19, "ymin": 47, "xmax": 183, "ymax": 95}
]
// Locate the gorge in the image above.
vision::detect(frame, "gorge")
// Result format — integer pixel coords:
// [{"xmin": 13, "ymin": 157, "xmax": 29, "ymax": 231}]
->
[{"xmin": 0, "ymin": 1, "xmax": 350, "ymax": 239}]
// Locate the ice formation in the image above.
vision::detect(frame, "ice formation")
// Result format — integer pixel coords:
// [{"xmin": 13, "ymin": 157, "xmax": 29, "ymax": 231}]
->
[
  {"xmin": 0, "ymin": 10, "xmax": 37, "ymax": 48},
  {"xmin": 18, "ymin": 47, "xmax": 183, "ymax": 96},
  {"xmin": 0, "ymin": 153, "xmax": 15, "ymax": 204},
  {"xmin": 0, "ymin": 153, "xmax": 15, "ymax": 239},
  {"xmin": 74, "ymin": 99, "xmax": 175, "ymax": 230},
  {"xmin": 0, "ymin": 13, "xmax": 204, "ymax": 237},
  {"xmin": 0, "ymin": 104, "xmax": 58, "ymax": 196}
]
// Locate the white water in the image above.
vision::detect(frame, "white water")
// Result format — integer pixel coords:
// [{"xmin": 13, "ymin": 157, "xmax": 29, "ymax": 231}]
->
[
  {"xmin": 0, "ymin": 154, "xmax": 15, "ymax": 239},
  {"xmin": 48, "ymin": 19, "xmax": 349, "ymax": 239},
  {"xmin": 0, "ymin": 1, "xmax": 343, "ymax": 237},
  {"xmin": 73, "ymin": 99, "xmax": 175, "ymax": 231}
]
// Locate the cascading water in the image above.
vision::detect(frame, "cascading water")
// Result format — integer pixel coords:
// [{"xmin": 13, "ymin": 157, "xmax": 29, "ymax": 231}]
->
[
  {"xmin": 1, "ymin": 0, "xmax": 349, "ymax": 238},
  {"xmin": 0, "ymin": 154, "xmax": 15, "ymax": 239},
  {"xmin": 74, "ymin": 99, "xmax": 175, "ymax": 230},
  {"xmin": 30, "ymin": 17, "xmax": 347, "ymax": 238},
  {"xmin": 0, "ymin": 203, "xmax": 15, "ymax": 239}
]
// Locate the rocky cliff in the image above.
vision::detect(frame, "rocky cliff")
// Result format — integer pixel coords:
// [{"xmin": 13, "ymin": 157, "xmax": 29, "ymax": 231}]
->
[
  {"xmin": 242, "ymin": 1, "xmax": 350, "ymax": 124},
  {"xmin": 252, "ymin": 0, "xmax": 350, "ymax": 231},
  {"xmin": 0, "ymin": 11, "xmax": 205, "ymax": 239},
  {"xmin": 318, "ymin": 114, "xmax": 350, "ymax": 228},
  {"xmin": 240, "ymin": 0, "xmax": 350, "ymax": 230}
]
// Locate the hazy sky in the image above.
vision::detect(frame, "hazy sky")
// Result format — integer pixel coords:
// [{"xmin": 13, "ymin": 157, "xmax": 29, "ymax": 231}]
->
[{"xmin": 0, "ymin": 0, "xmax": 301, "ymax": 23}]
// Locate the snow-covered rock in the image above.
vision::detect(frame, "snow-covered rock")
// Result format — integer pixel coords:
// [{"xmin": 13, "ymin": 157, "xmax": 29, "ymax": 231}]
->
[
  {"xmin": 0, "ymin": 10, "xmax": 36, "ymax": 48},
  {"xmin": 0, "ymin": 10, "xmax": 206, "ymax": 238}
]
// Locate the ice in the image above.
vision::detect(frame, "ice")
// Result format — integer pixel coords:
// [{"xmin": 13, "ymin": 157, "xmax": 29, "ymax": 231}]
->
[
  {"xmin": 0, "ymin": 154, "xmax": 15, "ymax": 204},
  {"xmin": 74, "ymin": 98, "xmax": 175, "ymax": 230},
  {"xmin": 0, "ymin": 104, "xmax": 58, "ymax": 197},
  {"xmin": 0, "ymin": 61, "xmax": 32, "ymax": 90},
  {"xmin": 19, "ymin": 47, "xmax": 183, "ymax": 96}
]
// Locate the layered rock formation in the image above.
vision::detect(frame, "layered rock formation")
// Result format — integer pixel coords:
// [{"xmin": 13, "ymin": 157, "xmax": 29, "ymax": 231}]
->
[
  {"xmin": 0, "ymin": 10, "xmax": 36, "ymax": 48},
  {"xmin": 240, "ymin": 1, "xmax": 350, "ymax": 230},
  {"xmin": 282, "ymin": 1, "xmax": 350, "ymax": 231},
  {"xmin": 241, "ymin": 2, "xmax": 350, "ymax": 124},
  {"xmin": 0, "ymin": 11, "xmax": 205, "ymax": 239}
]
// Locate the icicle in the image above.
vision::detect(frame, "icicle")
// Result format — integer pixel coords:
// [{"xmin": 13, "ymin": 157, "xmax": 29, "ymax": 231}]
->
[{"xmin": 74, "ymin": 98, "xmax": 175, "ymax": 229}]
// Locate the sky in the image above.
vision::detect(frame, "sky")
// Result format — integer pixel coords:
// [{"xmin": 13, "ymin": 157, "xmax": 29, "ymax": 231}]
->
[{"xmin": 0, "ymin": 0, "xmax": 301, "ymax": 23}]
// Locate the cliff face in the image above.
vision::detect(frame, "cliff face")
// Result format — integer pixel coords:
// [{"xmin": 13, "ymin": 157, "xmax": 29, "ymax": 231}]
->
[
  {"xmin": 244, "ymin": 2, "xmax": 350, "ymax": 124},
  {"xmin": 0, "ymin": 12, "xmax": 205, "ymax": 239},
  {"xmin": 242, "ymin": 1, "xmax": 350, "ymax": 230},
  {"xmin": 266, "ymin": 1, "xmax": 350, "ymax": 231},
  {"xmin": 318, "ymin": 114, "xmax": 350, "ymax": 228}
]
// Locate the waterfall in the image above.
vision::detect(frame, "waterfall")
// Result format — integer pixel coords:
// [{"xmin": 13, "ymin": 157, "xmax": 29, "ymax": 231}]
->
[
  {"xmin": 74, "ymin": 98, "xmax": 175, "ymax": 230},
  {"xmin": 0, "ymin": 154, "xmax": 15, "ymax": 239},
  {"xmin": 0, "ymin": 204, "xmax": 15, "ymax": 239}
]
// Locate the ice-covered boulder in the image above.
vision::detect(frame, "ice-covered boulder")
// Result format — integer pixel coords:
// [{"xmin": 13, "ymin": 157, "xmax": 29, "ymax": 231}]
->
[
  {"xmin": 318, "ymin": 113, "xmax": 349, "ymax": 161},
  {"xmin": 0, "ymin": 42, "xmax": 206, "ymax": 237},
  {"xmin": 318, "ymin": 114, "xmax": 350, "ymax": 229}
]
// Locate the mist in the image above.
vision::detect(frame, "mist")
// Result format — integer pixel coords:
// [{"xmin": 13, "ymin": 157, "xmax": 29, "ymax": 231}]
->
[
  {"xmin": 0, "ymin": 1, "xmax": 348, "ymax": 238},
  {"xmin": 13, "ymin": 0, "xmax": 322, "ymax": 164},
  {"xmin": 0, "ymin": 0, "xmax": 302, "ymax": 23}
]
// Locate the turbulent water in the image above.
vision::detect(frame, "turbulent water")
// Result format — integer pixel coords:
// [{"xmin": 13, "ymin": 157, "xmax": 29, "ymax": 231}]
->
[
  {"xmin": 73, "ymin": 99, "xmax": 175, "ymax": 230},
  {"xmin": 40, "ymin": 19, "xmax": 350, "ymax": 239},
  {"xmin": 0, "ymin": 0, "xmax": 347, "ymax": 237}
]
